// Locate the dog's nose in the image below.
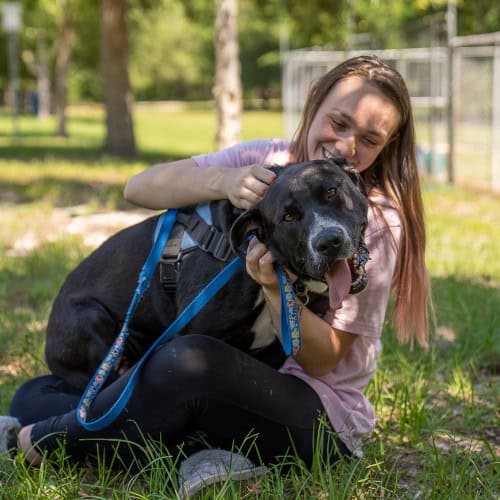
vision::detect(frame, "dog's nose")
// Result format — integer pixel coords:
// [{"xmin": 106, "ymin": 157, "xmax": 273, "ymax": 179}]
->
[{"xmin": 313, "ymin": 228, "xmax": 344, "ymax": 255}]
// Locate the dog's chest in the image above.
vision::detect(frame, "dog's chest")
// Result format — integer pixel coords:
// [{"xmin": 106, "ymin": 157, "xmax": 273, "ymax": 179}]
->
[{"xmin": 249, "ymin": 290, "xmax": 276, "ymax": 350}]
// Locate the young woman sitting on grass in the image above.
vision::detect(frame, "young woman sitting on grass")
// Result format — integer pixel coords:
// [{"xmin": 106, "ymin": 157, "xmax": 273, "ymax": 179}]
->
[{"xmin": 2, "ymin": 56, "xmax": 431, "ymax": 486}]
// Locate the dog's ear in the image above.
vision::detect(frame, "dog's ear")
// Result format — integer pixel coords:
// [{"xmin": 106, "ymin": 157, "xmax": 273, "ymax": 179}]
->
[
  {"xmin": 325, "ymin": 156, "xmax": 367, "ymax": 197},
  {"xmin": 334, "ymin": 158, "xmax": 366, "ymax": 196},
  {"xmin": 229, "ymin": 209, "xmax": 267, "ymax": 256},
  {"xmin": 329, "ymin": 156, "xmax": 349, "ymax": 169}
]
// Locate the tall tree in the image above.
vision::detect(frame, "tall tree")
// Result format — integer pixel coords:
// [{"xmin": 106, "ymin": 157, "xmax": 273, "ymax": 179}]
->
[
  {"xmin": 101, "ymin": 0, "xmax": 136, "ymax": 157},
  {"xmin": 214, "ymin": 0, "xmax": 242, "ymax": 150}
]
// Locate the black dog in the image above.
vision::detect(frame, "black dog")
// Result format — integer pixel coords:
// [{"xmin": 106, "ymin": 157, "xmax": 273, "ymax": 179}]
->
[{"xmin": 45, "ymin": 159, "xmax": 368, "ymax": 391}]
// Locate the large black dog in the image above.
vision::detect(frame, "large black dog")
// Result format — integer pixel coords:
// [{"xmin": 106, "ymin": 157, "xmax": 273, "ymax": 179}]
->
[{"xmin": 45, "ymin": 159, "xmax": 369, "ymax": 391}]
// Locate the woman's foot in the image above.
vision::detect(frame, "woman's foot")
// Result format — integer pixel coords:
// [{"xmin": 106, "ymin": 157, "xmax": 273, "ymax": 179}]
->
[{"xmin": 18, "ymin": 425, "xmax": 43, "ymax": 466}]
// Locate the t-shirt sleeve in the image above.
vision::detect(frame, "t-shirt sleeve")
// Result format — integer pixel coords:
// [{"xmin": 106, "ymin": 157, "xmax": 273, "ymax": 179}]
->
[
  {"xmin": 327, "ymin": 202, "xmax": 402, "ymax": 338},
  {"xmin": 191, "ymin": 138, "xmax": 292, "ymax": 168}
]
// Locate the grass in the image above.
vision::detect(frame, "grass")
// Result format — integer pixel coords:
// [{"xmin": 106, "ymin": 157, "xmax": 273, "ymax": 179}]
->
[{"xmin": 0, "ymin": 105, "xmax": 499, "ymax": 498}]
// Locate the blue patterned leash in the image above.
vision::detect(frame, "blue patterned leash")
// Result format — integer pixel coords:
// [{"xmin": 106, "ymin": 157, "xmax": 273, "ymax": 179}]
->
[
  {"xmin": 77, "ymin": 211, "xmax": 302, "ymax": 431},
  {"xmin": 275, "ymin": 266, "xmax": 302, "ymax": 355}
]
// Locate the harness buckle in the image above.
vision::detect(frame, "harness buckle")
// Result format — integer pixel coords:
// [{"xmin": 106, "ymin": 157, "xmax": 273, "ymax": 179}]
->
[
  {"xmin": 212, "ymin": 236, "xmax": 233, "ymax": 261},
  {"xmin": 159, "ymin": 256, "xmax": 182, "ymax": 294},
  {"xmin": 199, "ymin": 226, "xmax": 217, "ymax": 252},
  {"xmin": 199, "ymin": 226, "xmax": 233, "ymax": 261}
]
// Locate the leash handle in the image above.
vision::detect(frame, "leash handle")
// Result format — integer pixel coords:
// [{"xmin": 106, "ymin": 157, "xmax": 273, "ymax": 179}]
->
[
  {"xmin": 246, "ymin": 235, "xmax": 302, "ymax": 356},
  {"xmin": 275, "ymin": 265, "xmax": 302, "ymax": 355}
]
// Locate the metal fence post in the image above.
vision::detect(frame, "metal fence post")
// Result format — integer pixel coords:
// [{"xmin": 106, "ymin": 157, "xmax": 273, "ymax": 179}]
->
[
  {"xmin": 492, "ymin": 43, "xmax": 500, "ymax": 192},
  {"xmin": 446, "ymin": 1, "xmax": 457, "ymax": 184}
]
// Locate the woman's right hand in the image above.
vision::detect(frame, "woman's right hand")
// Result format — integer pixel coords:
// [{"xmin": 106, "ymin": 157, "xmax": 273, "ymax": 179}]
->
[{"xmin": 222, "ymin": 164, "xmax": 276, "ymax": 210}]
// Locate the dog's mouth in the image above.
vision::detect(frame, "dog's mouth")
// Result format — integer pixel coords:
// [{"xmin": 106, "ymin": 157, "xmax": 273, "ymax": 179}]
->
[
  {"xmin": 347, "ymin": 241, "xmax": 370, "ymax": 294},
  {"xmin": 292, "ymin": 239, "xmax": 369, "ymax": 296}
]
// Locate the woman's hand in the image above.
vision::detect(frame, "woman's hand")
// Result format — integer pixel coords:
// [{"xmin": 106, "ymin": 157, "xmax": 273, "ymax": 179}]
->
[
  {"xmin": 221, "ymin": 164, "xmax": 276, "ymax": 210},
  {"xmin": 245, "ymin": 237, "xmax": 279, "ymax": 288}
]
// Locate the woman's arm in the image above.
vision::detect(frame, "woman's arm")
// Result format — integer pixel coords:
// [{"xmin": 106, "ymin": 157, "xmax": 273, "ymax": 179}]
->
[
  {"xmin": 123, "ymin": 158, "xmax": 276, "ymax": 210},
  {"xmin": 246, "ymin": 238, "xmax": 356, "ymax": 376}
]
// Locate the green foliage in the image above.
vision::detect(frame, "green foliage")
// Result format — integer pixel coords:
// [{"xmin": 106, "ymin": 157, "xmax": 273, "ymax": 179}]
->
[
  {"xmin": 129, "ymin": 0, "xmax": 213, "ymax": 100},
  {"xmin": 70, "ymin": 1, "xmax": 101, "ymax": 101}
]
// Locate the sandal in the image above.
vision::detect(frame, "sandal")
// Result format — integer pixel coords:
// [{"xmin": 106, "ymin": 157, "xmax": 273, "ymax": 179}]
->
[
  {"xmin": 0, "ymin": 416, "xmax": 21, "ymax": 455},
  {"xmin": 178, "ymin": 449, "xmax": 269, "ymax": 499}
]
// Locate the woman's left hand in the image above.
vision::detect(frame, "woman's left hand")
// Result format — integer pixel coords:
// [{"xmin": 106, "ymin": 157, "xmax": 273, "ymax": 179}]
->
[{"xmin": 245, "ymin": 237, "xmax": 279, "ymax": 288}]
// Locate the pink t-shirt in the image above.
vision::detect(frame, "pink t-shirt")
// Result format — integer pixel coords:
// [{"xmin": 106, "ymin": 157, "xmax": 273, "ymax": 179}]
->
[{"xmin": 192, "ymin": 139, "xmax": 401, "ymax": 456}]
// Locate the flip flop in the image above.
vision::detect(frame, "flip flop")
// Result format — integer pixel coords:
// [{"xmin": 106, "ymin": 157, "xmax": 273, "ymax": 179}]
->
[
  {"xmin": 0, "ymin": 416, "xmax": 21, "ymax": 454},
  {"xmin": 178, "ymin": 449, "xmax": 269, "ymax": 499}
]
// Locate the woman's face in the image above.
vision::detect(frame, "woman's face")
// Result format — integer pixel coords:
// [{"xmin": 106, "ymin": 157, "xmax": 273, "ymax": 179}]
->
[{"xmin": 307, "ymin": 77, "xmax": 401, "ymax": 172}]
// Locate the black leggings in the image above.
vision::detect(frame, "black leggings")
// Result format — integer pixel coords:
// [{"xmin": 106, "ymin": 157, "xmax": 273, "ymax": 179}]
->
[{"xmin": 10, "ymin": 335, "xmax": 349, "ymax": 467}]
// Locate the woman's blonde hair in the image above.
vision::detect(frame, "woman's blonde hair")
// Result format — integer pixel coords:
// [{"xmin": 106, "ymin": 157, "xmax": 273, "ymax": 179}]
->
[{"xmin": 291, "ymin": 55, "xmax": 431, "ymax": 348}]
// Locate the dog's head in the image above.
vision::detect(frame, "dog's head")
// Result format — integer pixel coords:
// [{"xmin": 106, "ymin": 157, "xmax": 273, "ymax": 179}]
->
[{"xmin": 230, "ymin": 158, "xmax": 369, "ymax": 293}]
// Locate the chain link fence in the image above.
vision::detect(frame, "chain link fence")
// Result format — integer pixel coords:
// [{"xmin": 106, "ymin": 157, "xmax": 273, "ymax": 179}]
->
[{"xmin": 282, "ymin": 33, "xmax": 500, "ymax": 193}]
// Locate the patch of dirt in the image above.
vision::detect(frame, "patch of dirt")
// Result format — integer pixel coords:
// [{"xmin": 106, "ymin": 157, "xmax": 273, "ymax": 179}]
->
[{"xmin": 7, "ymin": 207, "xmax": 153, "ymax": 256}]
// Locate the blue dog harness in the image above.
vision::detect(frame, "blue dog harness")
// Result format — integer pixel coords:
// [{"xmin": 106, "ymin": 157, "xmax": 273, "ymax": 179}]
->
[{"xmin": 77, "ymin": 209, "xmax": 302, "ymax": 431}]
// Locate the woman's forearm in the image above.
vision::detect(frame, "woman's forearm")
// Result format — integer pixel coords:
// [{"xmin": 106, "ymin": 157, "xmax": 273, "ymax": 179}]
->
[{"xmin": 123, "ymin": 159, "xmax": 229, "ymax": 209}]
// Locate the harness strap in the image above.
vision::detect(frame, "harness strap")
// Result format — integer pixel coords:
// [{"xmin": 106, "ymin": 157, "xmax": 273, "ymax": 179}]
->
[
  {"xmin": 176, "ymin": 210, "xmax": 233, "ymax": 262},
  {"xmin": 159, "ymin": 223, "xmax": 188, "ymax": 294},
  {"xmin": 159, "ymin": 206, "xmax": 234, "ymax": 294}
]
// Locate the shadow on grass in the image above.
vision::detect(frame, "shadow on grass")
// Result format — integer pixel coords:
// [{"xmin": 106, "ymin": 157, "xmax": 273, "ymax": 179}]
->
[{"xmin": 0, "ymin": 143, "xmax": 185, "ymax": 165}]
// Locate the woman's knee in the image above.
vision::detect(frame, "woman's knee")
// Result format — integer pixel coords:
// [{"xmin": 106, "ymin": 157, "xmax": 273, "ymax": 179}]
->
[{"xmin": 10, "ymin": 375, "xmax": 77, "ymax": 425}]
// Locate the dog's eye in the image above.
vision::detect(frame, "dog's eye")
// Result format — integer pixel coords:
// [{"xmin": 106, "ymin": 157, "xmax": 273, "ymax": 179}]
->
[
  {"xmin": 326, "ymin": 187, "xmax": 337, "ymax": 199},
  {"xmin": 282, "ymin": 212, "xmax": 295, "ymax": 222}
]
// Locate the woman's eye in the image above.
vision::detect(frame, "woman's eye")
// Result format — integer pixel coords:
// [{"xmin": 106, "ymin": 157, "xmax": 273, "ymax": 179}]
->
[
  {"xmin": 326, "ymin": 187, "xmax": 337, "ymax": 199},
  {"xmin": 362, "ymin": 136, "xmax": 378, "ymax": 147},
  {"xmin": 282, "ymin": 212, "xmax": 295, "ymax": 222},
  {"xmin": 332, "ymin": 119, "xmax": 346, "ymax": 130}
]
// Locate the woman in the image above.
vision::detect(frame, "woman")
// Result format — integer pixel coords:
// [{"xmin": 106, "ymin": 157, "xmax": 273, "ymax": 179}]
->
[{"xmin": 7, "ymin": 55, "xmax": 431, "ymax": 473}]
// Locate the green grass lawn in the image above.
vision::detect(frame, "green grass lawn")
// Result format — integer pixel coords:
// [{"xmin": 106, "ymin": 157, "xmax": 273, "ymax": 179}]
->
[{"xmin": 0, "ymin": 106, "xmax": 498, "ymax": 498}]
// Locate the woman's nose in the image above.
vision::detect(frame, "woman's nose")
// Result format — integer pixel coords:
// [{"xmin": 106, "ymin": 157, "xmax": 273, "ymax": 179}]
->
[{"xmin": 335, "ymin": 136, "xmax": 356, "ymax": 159}]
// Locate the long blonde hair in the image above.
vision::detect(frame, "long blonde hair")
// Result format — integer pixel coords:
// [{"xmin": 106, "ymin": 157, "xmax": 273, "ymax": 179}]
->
[{"xmin": 291, "ymin": 55, "xmax": 431, "ymax": 348}]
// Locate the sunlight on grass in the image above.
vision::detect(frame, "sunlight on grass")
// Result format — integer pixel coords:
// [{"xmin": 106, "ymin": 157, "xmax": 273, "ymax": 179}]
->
[{"xmin": 424, "ymin": 185, "xmax": 500, "ymax": 281}]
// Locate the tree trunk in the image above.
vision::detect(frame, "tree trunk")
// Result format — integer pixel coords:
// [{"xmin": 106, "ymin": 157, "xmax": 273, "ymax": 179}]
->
[
  {"xmin": 214, "ymin": 0, "xmax": 242, "ymax": 151},
  {"xmin": 53, "ymin": 3, "xmax": 74, "ymax": 136},
  {"xmin": 101, "ymin": 0, "xmax": 136, "ymax": 158}
]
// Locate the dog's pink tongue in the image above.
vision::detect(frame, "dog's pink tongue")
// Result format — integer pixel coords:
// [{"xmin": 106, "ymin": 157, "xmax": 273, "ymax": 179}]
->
[{"xmin": 325, "ymin": 260, "xmax": 352, "ymax": 310}]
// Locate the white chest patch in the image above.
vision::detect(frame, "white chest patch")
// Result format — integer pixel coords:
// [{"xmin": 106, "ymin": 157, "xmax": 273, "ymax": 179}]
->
[{"xmin": 250, "ymin": 290, "xmax": 277, "ymax": 349}]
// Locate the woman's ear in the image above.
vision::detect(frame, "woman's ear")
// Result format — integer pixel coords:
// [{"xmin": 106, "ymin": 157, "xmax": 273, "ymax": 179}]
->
[{"xmin": 229, "ymin": 209, "xmax": 266, "ymax": 257}]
